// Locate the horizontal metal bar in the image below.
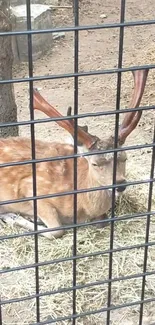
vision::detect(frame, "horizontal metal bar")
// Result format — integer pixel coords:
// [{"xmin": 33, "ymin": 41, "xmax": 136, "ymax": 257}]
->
[
  {"xmin": 31, "ymin": 296, "xmax": 155, "ymax": 324},
  {"xmin": 1, "ymin": 237, "xmax": 155, "ymax": 275},
  {"xmin": 1, "ymin": 268, "xmax": 155, "ymax": 306},
  {"xmin": 0, "ymin": 142, "xmax": 154, "ymax": 169},
  {"xmin": 0, "ymin": 105, "xmax": 154, "ymax": 129},
  {"xmin": 0, "ymin": 209, "xmax": 154, "ymax": 242},
  {"xmin": 0, "ymin": 64, "xmax": 155, "ymax": 85},
  {"xmin": 0, "ymin": 19, "xmax": 155, "ymax": 37},
  {"xmin": 0, "ymin": 177, "xmax": 154, "ymax": 207}
]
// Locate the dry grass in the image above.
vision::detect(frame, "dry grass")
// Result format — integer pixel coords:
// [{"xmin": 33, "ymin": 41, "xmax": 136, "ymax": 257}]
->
[{"xmin": 0, "ymin": 173, "xmax": 155, "ymax": 325}]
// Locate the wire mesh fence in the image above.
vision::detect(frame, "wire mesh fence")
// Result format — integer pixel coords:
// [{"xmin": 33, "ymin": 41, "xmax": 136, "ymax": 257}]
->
[{"xmin": 0, "ymin": 0, "xmax": 155, "ymax": 324}]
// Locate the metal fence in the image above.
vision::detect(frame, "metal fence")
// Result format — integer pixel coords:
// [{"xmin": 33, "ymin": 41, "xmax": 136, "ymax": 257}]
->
[{"xmin": 0, "ymin": 0, "xmax": 155, "ymax": 324}]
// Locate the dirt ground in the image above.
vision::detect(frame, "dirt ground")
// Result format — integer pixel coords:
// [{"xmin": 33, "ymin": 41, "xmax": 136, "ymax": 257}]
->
[
  {"xmin": 13, "ymin": 0, "xmax": 154, "ymax": 185},
  {"xmin": 1, "ymin": 0, "xmax": 155, "ymax": 324}
]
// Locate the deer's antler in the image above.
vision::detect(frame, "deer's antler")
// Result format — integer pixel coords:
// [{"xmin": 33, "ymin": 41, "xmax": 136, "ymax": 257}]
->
[
  {"xmin": 67, "ymin": 106, "xmax": 88, "ymax": 133},
  {"xmin": 33, "ymin": 89, "xmax": 97, "ymax": 149},
  {"xmin": 118, "ymin": 69, "xmax": 149, "ymax": 144},
  {"xmin": 33, "ymin": 69, "xmax": 148, "ymax": 149}
]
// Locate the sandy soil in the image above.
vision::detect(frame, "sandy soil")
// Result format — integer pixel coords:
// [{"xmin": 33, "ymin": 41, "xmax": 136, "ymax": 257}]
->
[
  {"xmin": 13, "ymin": 0, "xmax": 154, "ymax": 184},
  {"xmin": 0, "ymin": 0, "xmax": 155, "ymax": 324}
]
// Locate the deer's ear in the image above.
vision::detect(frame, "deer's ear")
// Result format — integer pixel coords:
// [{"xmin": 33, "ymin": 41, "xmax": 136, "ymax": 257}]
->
[{"xmin": 82, "ymin": 125, "xmax": 88, "ymax": 133}]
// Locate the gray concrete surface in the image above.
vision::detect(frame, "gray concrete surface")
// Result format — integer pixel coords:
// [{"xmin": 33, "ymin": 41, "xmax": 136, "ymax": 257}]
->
[
  {"xmin": 11, "ymin": 4, "xmax": 53, "ymax": 62},
  {"xmin": 10, "ymin": 0, "xmax": 58, "ymax": 5}
]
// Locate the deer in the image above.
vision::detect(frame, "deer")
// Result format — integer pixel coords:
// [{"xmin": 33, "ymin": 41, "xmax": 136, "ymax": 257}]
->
[{"xmin": 0, "ymin": 69, "xmax": 149, "ymax": 240}]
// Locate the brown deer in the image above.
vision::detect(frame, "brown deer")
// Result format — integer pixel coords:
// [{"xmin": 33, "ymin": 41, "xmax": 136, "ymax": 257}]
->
[{"xmin": 0, "ymin": 69, "xmax": 149, "ymax": 239}]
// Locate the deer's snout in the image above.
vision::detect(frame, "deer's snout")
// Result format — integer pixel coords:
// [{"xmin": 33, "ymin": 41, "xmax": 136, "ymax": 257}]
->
[{"xmin": 116, "ymin": 180, "xmax": 127, "ymax": 193}]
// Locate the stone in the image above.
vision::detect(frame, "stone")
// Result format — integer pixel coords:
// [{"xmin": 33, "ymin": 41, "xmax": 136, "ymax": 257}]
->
[
  {"xmin": 10, "ymin": 4, "xmax": 53, "ymax": 63},
  {"xmin": 100, "ymin": 14, "xmax": 107, "ymax": 19},
  {"xmin": 53, "ymin": 31, "xmax": 65, "ymax": 40},
  {"xmin": 10, "ymin": 0, "xmax": 58, "ymax": 5}
]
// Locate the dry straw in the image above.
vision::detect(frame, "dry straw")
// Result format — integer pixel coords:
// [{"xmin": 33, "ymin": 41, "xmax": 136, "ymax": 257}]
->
[{"xmin": 1, "ymin": 172, "xmax": 155, "ymax": 325}]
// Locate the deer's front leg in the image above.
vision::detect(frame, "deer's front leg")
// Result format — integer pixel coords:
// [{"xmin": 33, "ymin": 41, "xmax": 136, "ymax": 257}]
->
[
  {"xmin": 31, "ymin": 200, "xmax": 64, "ymax": 239},
  {"xmin": 0, "ymin": 213, "xmax": 51, "ymax": 238},
  {"xmin": 93, "ymin": 214, "xmax": 109, "ymax": 228},
  {"xmin": 0, "ymin": 201, "xmax": 64, "ymax": 240}
]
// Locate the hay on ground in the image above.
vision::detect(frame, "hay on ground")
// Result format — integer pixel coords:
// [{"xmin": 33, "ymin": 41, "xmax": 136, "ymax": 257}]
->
[{"xmin": 0, "ymin": 171, "xmax": 155, "ymax": 325}]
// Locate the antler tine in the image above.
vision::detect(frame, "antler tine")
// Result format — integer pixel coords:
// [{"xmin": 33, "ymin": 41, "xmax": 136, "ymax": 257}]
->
[
  {"xmin": 67, "ymin": 106, "xmax": 72, "ymax": 117},
  {"xmin": 33, "ymin": 89, "xmax": 97, "ymax": 149},
  {"xmin": 67, "ymin": 106, "xmax": 74, "ymax": 127},
  {"xmin": 67, "ymin": 106, "xmax": 89, "ymax": 138},
  {"xmin": 119, "ymin": 69, "xmax": 149, "ymax": 144}
]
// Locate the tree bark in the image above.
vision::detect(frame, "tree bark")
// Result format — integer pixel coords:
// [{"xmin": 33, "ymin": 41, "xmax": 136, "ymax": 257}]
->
[{"xmin": 0, "ymin": 0, "xmax": 18, "ymax": 137}]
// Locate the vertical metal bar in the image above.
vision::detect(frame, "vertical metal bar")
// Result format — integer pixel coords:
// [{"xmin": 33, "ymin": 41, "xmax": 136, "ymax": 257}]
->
[
  {"xmin": 72, "ymin": 0, "xmax": 79, "ymax": 324},
  {"xmin": 139, "ymin": 123, "xmax": 155, "ymax": 325},
  {"xmin": 106, "ymin": 1, "xmax": 126, "ymax": 324},
  {"xmin": 26, "ymin": 1, "xmax": 40, "ymax": 323},
  {"xmin": 0, "ymin": 299, "xmax": 2, "ymax": 325}
]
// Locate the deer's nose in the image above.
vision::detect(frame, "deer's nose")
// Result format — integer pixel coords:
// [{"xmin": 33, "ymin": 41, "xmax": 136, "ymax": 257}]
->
[{"xmin": 116, "ymin": 180, "xmax": 127, "ymax": 192}]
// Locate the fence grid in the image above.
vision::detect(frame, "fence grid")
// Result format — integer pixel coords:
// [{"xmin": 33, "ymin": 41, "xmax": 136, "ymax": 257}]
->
[{"xmin": 0, "ymin": 0, "xmax": 155, "ymax": 324}]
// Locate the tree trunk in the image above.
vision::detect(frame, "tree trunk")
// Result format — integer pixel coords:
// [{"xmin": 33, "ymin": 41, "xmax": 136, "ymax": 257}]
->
[{"xmin": 0, "ymin": 0, "xmax": 18, "ymax": 137}]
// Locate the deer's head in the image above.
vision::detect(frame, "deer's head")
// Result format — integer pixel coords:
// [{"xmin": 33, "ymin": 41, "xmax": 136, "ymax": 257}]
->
[{"xmin": 33, "ymin": 69, "xmax": 149, "ymax": 193}]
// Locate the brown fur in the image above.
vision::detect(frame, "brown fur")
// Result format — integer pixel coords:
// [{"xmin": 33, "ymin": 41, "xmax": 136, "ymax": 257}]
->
[
  {"xmin": 0, "ymin": 69, "xmax": 149, "ymax": 239},
  {"xmin": 0, "ymin": 136, "xmax": 126, "ymax": 239}
]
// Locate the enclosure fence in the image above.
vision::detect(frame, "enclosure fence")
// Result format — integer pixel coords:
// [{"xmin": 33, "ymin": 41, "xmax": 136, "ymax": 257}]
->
[{"xmin": 0, "ymin": 0, "xmax": 155, "ymax": 324}]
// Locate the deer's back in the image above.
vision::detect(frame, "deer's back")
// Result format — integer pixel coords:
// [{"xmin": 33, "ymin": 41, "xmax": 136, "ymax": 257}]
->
[
  {"xmin": 0, "ymin": 137, "xmax": 73, "ymax": 206},
  {"xmin": 0, "ymin": 137, "xmax": 110, "ymax": 222}
]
